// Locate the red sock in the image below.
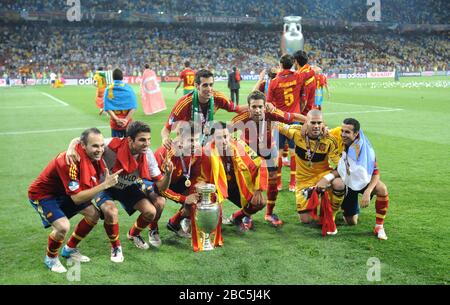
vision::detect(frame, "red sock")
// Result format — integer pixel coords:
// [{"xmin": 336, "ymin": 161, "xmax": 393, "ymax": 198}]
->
[
  {"xmin": 129, "ymin": 214, "xmax": 151, "ymax": 236},
  {"xmin": 277, "ymin": 157, "xmax": 282, "ymax": 187},
  {"xmin": 104, "ymin": 222, "xmax": 121, "ymax": 248},
  {"xmin": 232, "ymin": 209, "xmax": 246, "ymax": 222},
  {"xmin": 169, "ymin": 210, "xmax": 183, "ymax": 227},
  {"xmin": 290, "ymin": 156, "xmax": 296, "ymax": 186},
  {"xmin": 148, "ymin": 221, "xmax": 158, "ymax": 231},
  {"xmin": 267, "ymin": 175, "xmax": 278, "ymax": 200},
  {"xmin": 266, "ymin": 202, "xmax": 275, "ymax": 216},
  {"xmin": 283, "ymin": 143, "xmax": 289, "ymax": 158},
  {"xmin": 47, "ymin": 235, "xmax": 64, "ymax": 258},
  {"xmin": 67, "ymin": 218, "xmax": 96, "ymax": 248},
  {"xmin": 375, "ymin": 195, "xmax": 389, "ymax": 225}
]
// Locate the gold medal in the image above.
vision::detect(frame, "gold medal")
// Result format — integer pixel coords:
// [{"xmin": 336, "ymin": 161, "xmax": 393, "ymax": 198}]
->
[{"xmin": 185, "ymin": 179, "xmax": 191, "ymax": 188}]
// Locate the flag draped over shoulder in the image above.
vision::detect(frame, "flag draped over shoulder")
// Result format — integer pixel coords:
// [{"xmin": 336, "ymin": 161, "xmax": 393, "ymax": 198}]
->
[
  {"xmin": 74, "ymin": 143, "xmax": 106, "ymax": 189},
  {"xmin": 347, "ymin": 129, "xmax": 375, "ymax": 176},
  {"xmin": 337, "ymin": 129, "xmax": 376, "ymax": 191},
  {"xmin": 104, "ymin": 80, "xmax": 137, "ymax": 111},
  {"xmin": 231, "ymin": 140, "xmax": 268, "ymax": 203}
]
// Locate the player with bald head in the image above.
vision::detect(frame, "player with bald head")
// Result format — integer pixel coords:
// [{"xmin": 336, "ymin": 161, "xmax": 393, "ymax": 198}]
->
[{"xmin": 276, "ymin": 109, "xmax": 345, "ymax": 234}]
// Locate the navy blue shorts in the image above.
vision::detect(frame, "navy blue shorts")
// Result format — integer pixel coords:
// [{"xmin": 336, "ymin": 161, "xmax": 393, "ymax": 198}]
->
[
  {"xmin": 29, "ymin": 196, "xmax": 91, "ymax": 228},
  {"xmin": 341, "ymin": 185, "xmax": 375, "ymax": 217},
  {"xmin": 111, "ymin": 129, "xmax": 126, "ymax": 138},
  {"xmin": 95, "ymin": 184, "xmax": 147, "ymax": 216}
]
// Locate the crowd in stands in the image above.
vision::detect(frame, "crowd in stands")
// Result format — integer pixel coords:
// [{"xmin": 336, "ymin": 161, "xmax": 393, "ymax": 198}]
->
[
  {"xmin": 1, "ymin": 0, "xmax": 449, "ymax": 24},
  {"xmin": 1, "ymin": 23, "xmax": 448, "ymax": 78}
]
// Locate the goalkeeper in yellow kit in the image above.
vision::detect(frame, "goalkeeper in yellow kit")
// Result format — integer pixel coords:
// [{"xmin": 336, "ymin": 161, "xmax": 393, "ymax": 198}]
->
[{"xmin": 277, "ymin": 110, "xmax": 345, "ymax": 234}]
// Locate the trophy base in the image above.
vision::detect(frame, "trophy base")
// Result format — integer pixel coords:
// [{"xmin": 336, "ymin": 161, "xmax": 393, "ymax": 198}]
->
[{"xmin": 202, "ymin": 238, "xmax": 214, "ymax": 251}]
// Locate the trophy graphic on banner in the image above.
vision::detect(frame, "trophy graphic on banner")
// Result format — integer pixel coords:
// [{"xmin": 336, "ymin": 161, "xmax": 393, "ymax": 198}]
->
[
  {"xmin": 282, "ymin": 16, "xmax": 304, "ymax": 54},
  {"xmin": 195, "ymin": 183, "xmax": 220, "ymax": 251}
]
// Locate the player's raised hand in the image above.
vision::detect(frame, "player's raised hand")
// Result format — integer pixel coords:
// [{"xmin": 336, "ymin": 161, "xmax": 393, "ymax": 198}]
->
[
  {"xmin": 162, "ymin": 137, "xmax": 173, "ymax": 150},
  {"xmin": 265, "ymin": 102, "xmax": 275, "ymax": 112},
  {"xmin": 103, "ymin": 168, "xmax": 123, "ymax": 189},
  {"xmin": 162, "ymin": 152, "xmax": 174, "ymax": 173},
  {"xmin": 258, "ymin": 69, "xmax": 266, "ymax": 81}
]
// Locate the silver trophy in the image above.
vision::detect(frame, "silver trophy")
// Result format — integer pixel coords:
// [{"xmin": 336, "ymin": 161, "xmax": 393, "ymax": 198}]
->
[
  {"xmin": 195, "ymin": 183, "xmax": 219, "ymax": 251},
  {"xmin": 282, "ymin": 16, "xmax": 304, "ymax": 54}
]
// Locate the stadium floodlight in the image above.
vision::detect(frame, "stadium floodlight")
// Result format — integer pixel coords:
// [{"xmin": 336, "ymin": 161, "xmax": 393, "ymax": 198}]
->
[
  {"xmin": 118, "ymin": 10, "xmax": 122, "ymax": 14},
  {"xmin": 183, "ymin": 12, "xmax": 188, "ymax": 16}
]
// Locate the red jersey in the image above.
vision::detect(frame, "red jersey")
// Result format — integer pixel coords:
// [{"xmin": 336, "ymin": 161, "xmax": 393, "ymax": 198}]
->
[
  {"xmin": 298, "ymin": 64, "xmax": 317, "ymax": 115},
  {"xmin": 267, "ymin": 69, "xmax": 315, "ymax": 113},
  {"xmin": 109, "ymin": 110, "xmax": 132, "ymax": 131},
  {"xmin": 257, "ymin": 80, "xmax": 267, "ymax": 93},
  {"xmin": 231, "ymin": 109, "xmax": 295, "ymax": 157},
  {"xmin": 180, "ymin": 68, "xmax": 196, "ymax": 90},
  {"xmin": 315, "ymin": 74, "xmax": 328, "ymax": 89},
  {"xmin": 154, "ymin": 146, "xmax": 201, "ymax": 204},
  {"xmin": 165, "ymin": 91, "xmax": 240, "ymax": 131},
  {"xmin": 28, "ymin": 152, "xmax": 103, "ymax": 201}
]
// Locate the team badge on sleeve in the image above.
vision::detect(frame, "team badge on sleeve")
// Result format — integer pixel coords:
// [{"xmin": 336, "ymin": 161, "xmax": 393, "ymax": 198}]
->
[
  {"xmin": 68, "ymin": 180, "xmax": 80, "ymax": 191},
  {"xmin": 168, "ymin": 115, "xmax": 175, "ymax": 126}
]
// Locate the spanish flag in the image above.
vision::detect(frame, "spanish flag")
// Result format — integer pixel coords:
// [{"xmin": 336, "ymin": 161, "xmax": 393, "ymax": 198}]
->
[
  {"xmin": 229, "ymin": 139, "xmax": 268, "ymax": 205},
  {"xmin": 191, "ymin": 144, "xmax": 228, "ymax": 252}
]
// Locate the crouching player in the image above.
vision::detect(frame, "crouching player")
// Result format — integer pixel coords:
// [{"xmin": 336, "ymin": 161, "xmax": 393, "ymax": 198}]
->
[
  {"xmin": 209, "ymin": 122, "xmax": 268, "ymax": 232},
  {"xmin": 154, "ymin": 122, "xmax": 202, "ymax": 239},
  {"xmin": 28, "ymin": 128, "xmax": 122, "ymax": 273},
  {"xmin": 331, "ymin": 118, "xmax": 390, "ymax": 240},
  {"xmin": 67, "ymin": 121, "xmax": 173, "ymax": 261}
]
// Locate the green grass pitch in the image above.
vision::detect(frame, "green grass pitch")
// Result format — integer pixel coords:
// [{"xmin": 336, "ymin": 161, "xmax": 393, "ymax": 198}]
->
[{"xmin": 0, "ymin": 77, "xmax": 448, "ymax": 284}]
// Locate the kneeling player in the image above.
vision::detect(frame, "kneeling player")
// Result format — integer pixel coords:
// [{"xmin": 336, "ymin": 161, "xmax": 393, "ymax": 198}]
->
[{"xmin": 206, "ymin": 122, "xmax": 268, "ymax": 232}]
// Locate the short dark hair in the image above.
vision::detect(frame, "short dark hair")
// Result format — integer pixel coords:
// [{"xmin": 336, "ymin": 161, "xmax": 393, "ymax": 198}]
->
[
  {"xmin": 144, "ymin": 64, "xmax": 150, "ymax": 69},
  {"xmin": 293, "ymin": 50, "xmax": 308, "ymax": 67},
  {"xmin": 80, "ymin": 128, "xmax": 102, "ymax": 145},
  {"xmin": 126, "ymin": 121, "xmax": 151, "ymax": 140},
  {"xmin": 195, "ymin": 69, "xmax": 214, "ymax": 84},
  {"xmin": 97, "ymin": 67, "xmax": 104, "ymax": 71},
  {"xmin": 185, "ymin": 61, "xmax": 190, "ymax": 67},
  {"xmin": 247, "ymin": 90, "xmax": 266, "ymax": 105},
  {"xmin": 343, "ymin": 118, "xmax": 360, "ymax": 133},
  {"xmin": 112, "ymin": 68, "xmax": 123, "ymax": 80},
  {"xmin": 280, "ymin": 54, "xmax": 294, "ymax": 69},
  {"xmin": 232, "ymin": 67, "xmax": 237, "ymax": 72}
]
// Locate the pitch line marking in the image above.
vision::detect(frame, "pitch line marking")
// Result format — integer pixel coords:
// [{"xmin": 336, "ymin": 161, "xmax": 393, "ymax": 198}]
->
[
  {"xmin": 327, "ymin": 102, "xmax": 398, "ymax": 110},
  {"xmin": 41, "ymin": 92, "xmax": 69, "ymax": 106},
  {"xmin": 327, "ymin": 108, "xmax": 404, "ymax": 115}
]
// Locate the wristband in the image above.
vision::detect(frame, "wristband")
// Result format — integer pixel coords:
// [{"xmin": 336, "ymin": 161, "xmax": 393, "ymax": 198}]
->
[{"xmin": 324, "ymin": 173, "xmax": 335, "ymax": 182}]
